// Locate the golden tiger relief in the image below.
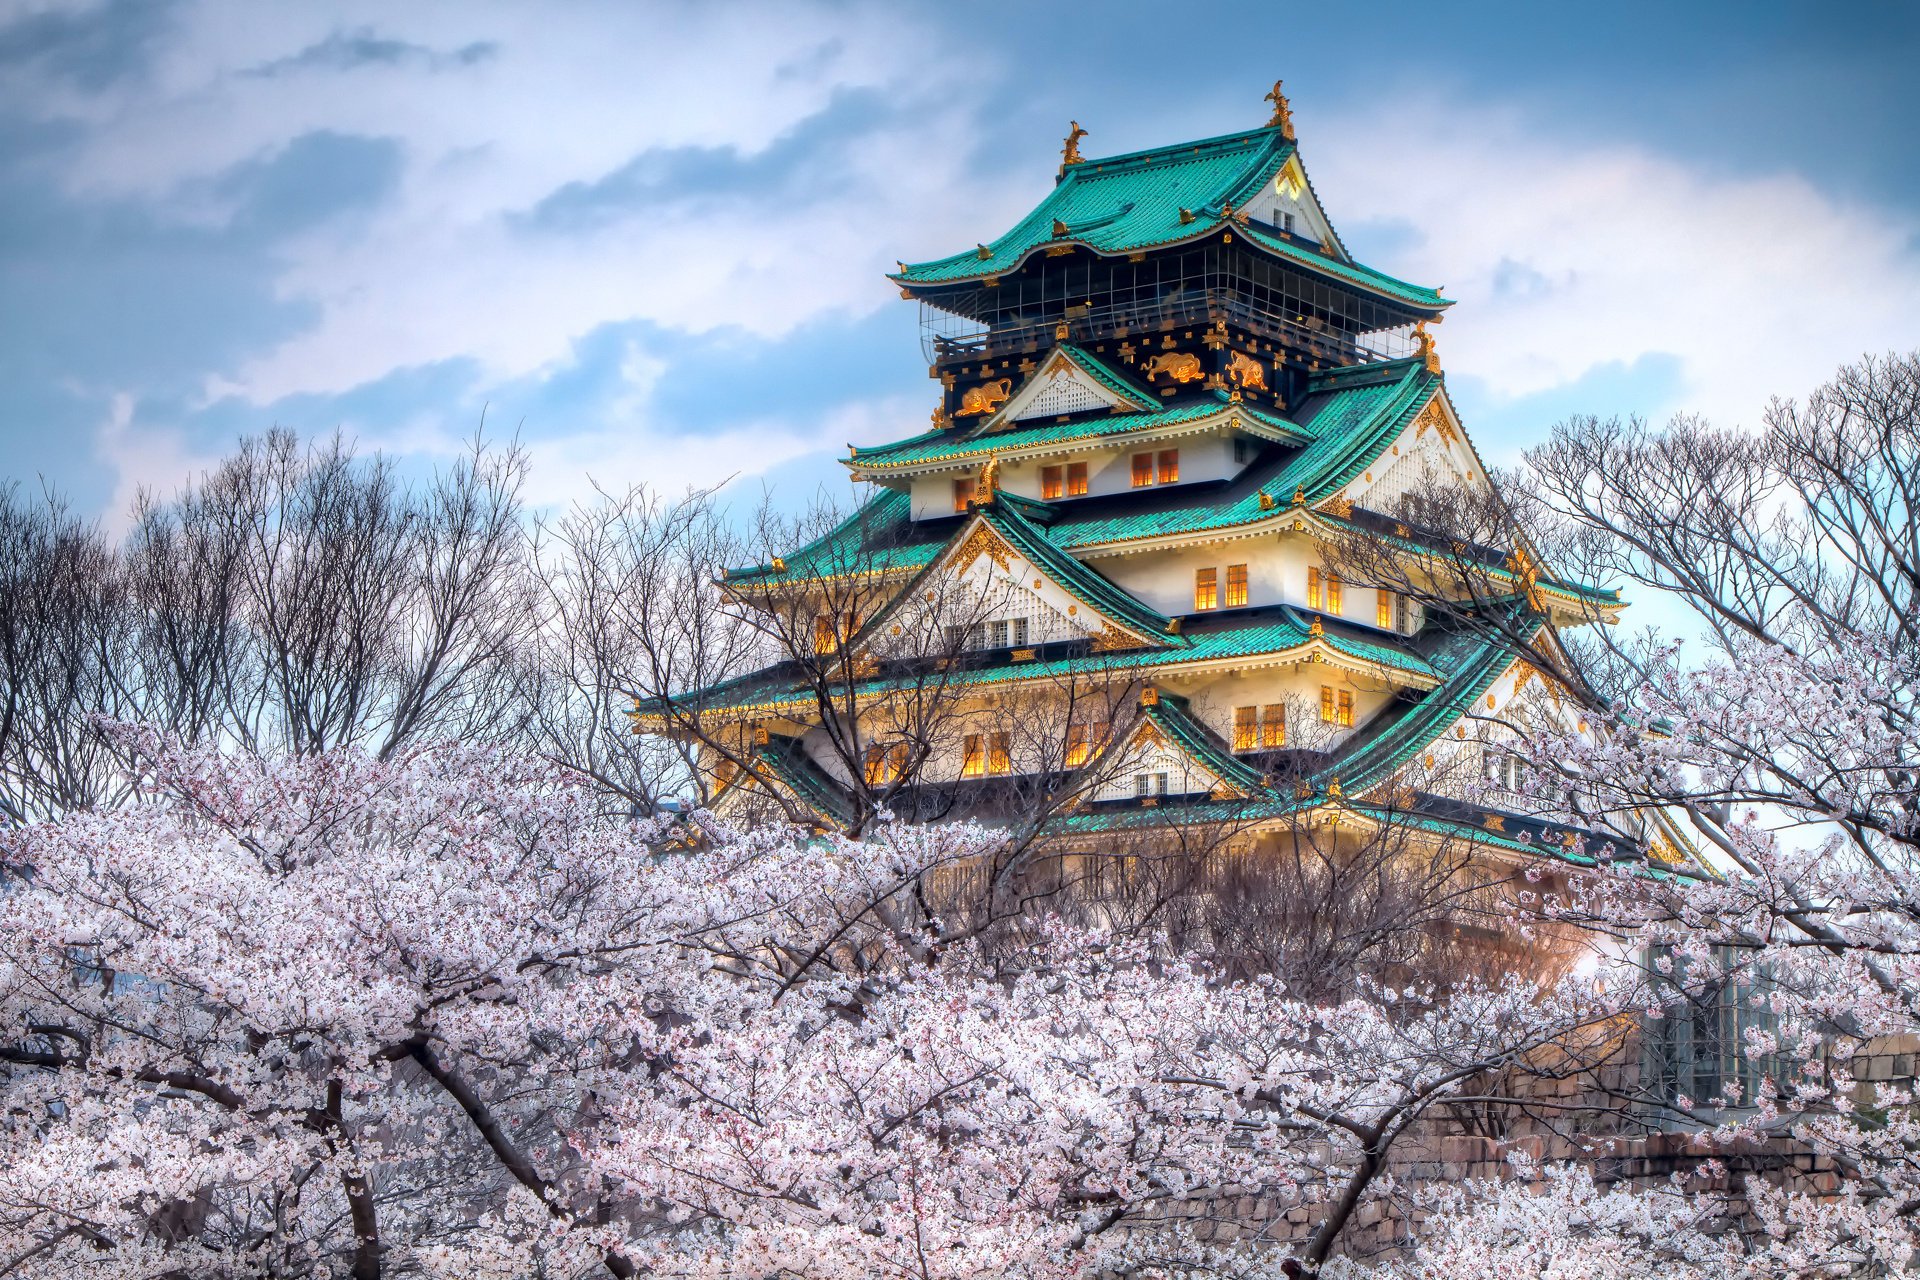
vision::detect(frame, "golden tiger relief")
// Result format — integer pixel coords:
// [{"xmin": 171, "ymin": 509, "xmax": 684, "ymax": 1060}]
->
[
  {"xmin": 955, "ymin": 378, "xmax": 1012, "ymax": 417},
  {"xmin": 1140, "ymin": 352, "xmax": 1202, "ymax": 383},
  {"xmin": 1226, "ymin": 350, "xmax": 1268, "ymax": 391}
]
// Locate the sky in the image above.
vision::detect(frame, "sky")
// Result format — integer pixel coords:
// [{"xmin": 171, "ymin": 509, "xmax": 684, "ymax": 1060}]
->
[{"xmin": 3, "ymin": 0, "xmax": 1918, "ymax": 530}]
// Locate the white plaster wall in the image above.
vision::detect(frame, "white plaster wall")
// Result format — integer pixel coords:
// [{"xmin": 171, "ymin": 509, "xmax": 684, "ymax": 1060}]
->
[
  {"xmin": 1092, "ymin": 528, "xmax": 1399, "ymax": 630},
  {"xmin": 1167, "ymin": 663, "xmax": 1400, "ymax": 751},
  {"xmin": 904, "ymin": 431, "xmax": 1243, "ymax": 521}
]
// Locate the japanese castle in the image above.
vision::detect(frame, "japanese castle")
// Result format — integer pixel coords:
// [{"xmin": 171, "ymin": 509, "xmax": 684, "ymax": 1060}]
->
[{"xmin": 637, "ymin": 86, "xmax": 1636, "ymax": 869}]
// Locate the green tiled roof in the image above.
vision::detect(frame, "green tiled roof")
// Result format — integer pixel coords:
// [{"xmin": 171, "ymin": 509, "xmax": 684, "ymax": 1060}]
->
[
  {"xmin": 731, "ymin": 360, "xmax": 1438, "ymax": 586},
  {"xmin": 749, "ymin": 735, "xmax": 855, "ymax": 827},
  {"xmin": 1044, "ymin": 359, "xmax": 1438, "ymax": 545},
  {"xmin": 847, "ymin": 392, "xmax": 1306, "ymax": 474},
  {"xmin": 890, "ymin": 127, "xmax": 1449, "ymax": 311},
  {"xmin": 645, "ymin": 603, "xmax": 1435, "ymax": 721},
  {"xmin": 1308, "ymin": 614, "xmax": 1535, "ymax": 797},
  {"xmin": 728, "ymin": 360, "xmax": 1620, "ymax": 610},
  {"xmin": 722, "ymin": 489, "xmax": 934, "ymax": 586},
  {"xmin": 975, "ymin": 500, "xmax": 1174, "ymax": 643}
]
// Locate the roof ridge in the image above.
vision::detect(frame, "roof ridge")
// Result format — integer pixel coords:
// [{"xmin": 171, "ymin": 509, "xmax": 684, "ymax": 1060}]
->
[{"xmin": 1063, "ymin": 125, "xmax": 1286, "ymax": 175}]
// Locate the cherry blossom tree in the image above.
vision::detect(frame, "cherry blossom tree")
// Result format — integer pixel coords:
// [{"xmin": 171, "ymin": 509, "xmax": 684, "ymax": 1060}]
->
[
  {"xmin": 0, "ymin": 728, "xmax": 1642, "ymax": 1278},
  {"xmin": 0, "ymin": 726, "xmax": 1002, "ymax": 1277}
]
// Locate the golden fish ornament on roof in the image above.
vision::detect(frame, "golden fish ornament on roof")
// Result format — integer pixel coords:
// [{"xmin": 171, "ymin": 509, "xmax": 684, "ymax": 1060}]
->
[
  {"xmin": 1061, "ymin": 120, "xmax": 1088, "ymax": 169},
  {"xmin": 1265, "ymin": 80, "xmax": 1296, "ymax": 140}
]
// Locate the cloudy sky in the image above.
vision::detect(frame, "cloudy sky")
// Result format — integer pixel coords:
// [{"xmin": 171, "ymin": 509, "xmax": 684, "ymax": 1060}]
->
[{"xmin": 4, "ymin": 0, "xmax": 1917, "ymax": 525}]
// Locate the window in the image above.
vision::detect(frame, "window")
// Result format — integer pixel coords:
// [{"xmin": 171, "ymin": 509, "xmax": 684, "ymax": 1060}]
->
[
  {"xmin": 953, "ymin": 478, "xmax": 975, "ymax": 512},
  {"xmin": 1483, "ymin": 749, "xmax": 1526, "ymax": 793},
  {"xmin": 1233, "ymin": 706, "xmax": 1258, "ymax": 751},
  {"xmin": 1377, "ymin": 588, "xmax": 1395, "ymax": 629},
  {"xmin": 1261, "ymin": 703, "xmax": 1286, "ymax": 748},
  {"xmin": 863, "ymin": 742, "xmax": 908, "ymax": 785},
  {"xmin": 988, "ymin": 731, "xmax": 1012, "ymax": 775},
  {"xmin": 1233, "ymin": 438, "xmax": 1252, "ymax": 465},
  {"xmin": 1134, "ymin": 771, "xmax": 1169, "ymax": 798},
  {"xmin": 986, "ymin": 617, "xmax": 1028, "ymax": 649},
  {"xmin": 1396, "ymin": 594, "xmax": 1420, "ymax": 635},
  {"xmin": 961, "ymin": 734, "xmax": 985, "ymax": 778},
  {"xmin": 1320, "ymin": 685, "xmax": 1354, "ymax": 727},
  {"xmin": 1067, "ymin": 461, "xmax": 1089, "ymax": 496},
  {"xmin": 1641, "ymin": 946, "xmax": 1781, "ymax": 1124},
  {"xmin": 1281, "ymin": 211, "xmax": 1296, "ymax": 234},
  {"xmin": 1225, "ymin": 563, "xmax": 1248, "ymax": 608},
  {"xmin": 1194, "ymin": 567, "xmax": 1218, "ymax": 611},
  {"xmin": 1041, "ymin": 465, "xmax": 1064, "ymax": 500},
  {"xmin": 1235, "ymin": 704, "xmax": 1286, "ymax": 751},
  {"xmin": 1132, "ymin": 451, "xmax": 1179, "ymax": 487},
  {"xmin": 813, "ymin": 614, "xmax": 836, "ymax": 654},
  {"xmin": 1065, "ymin": 720, "xmax": 1105, "ymax": 768},
  {"xmin": 1307, "ymin": 566, "xmax": 1341, "ymax": 613}
]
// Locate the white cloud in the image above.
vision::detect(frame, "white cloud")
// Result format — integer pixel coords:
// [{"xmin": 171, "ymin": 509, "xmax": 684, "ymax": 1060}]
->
[
  {"xmin": 515, "ymin": 394, "xmax": 917, "ymax": 512},
  {"xmin": 12, "ymin": 0, "xmax": 1011, "ymax": 404},
  {"xmin": 1312, "ymin": 102, "xmax": 1920, "ymax": 427}
]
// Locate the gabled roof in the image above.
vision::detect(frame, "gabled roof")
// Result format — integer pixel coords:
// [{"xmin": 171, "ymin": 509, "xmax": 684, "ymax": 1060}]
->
[
  {"xmin": 1308, "ymin": 612, "xmax": 1540, "ymax": 798},
  {"xmin": 970, "ymin": 498, "xmax": 1175, "ymax": 645},
  {"xmin": 1136, "ymin": 691, "xmax": 1269, "ymax": 796},
  {"xmin": 741, "ymin": 734, "xmax": 855, "ymax": 827},
  {"xmin": 971, "ymin": 344, "xmax": 1156, "ymax": 428},
  {"xmin": 890, "ymin": 126, "xmax": 1449, "ymax": 312}
]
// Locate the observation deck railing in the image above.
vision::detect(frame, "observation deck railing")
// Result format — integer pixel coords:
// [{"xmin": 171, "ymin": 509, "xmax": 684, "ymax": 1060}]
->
[{"xmin": 924, "ymin": 293, "xmax": 1413, "ymax": 370}]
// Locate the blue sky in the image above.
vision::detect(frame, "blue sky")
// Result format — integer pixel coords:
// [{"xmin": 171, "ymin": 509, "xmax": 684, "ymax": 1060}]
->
[{"xmin": 3, "ymin": 0, "xmax": 1917, "ymax": 526}]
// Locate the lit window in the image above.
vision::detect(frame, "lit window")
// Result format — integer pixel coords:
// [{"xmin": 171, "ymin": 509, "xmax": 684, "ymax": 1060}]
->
[
  {"xmin": 1194, "ymin": 567, "xmax": 1218, "ymax": 611},
  {"xmin": 1157, "ymin": 449, "xmax": 1180, "ymax": 483},
  {"xmin": 1233, "ymin": 706, "xmax": 1257, "ymax": 751},
  {"xmin": 1067, "ymin": 461, "xmax": 1089, "ymax": 495},
  {"xmin": 1131, "ymin": 453, "xmax": 1153, "ymax": 487},
  {"xmin": 1320, "ymin": 686, "xmax": 1354, "ymax": 727},
  {"xmin": 1041, "ymin": 465, "xmax": 1064, "ymax": 500},
  {"xmin": 962, "ymin": 734, "xmax": 985, "ymax": 778},
  {"xmin": 1226, "ymin": 563, "xmax": 1248, "ymax": 608},
  {"xmin": 1338, "ymin": 690, "xmax": 1354, "ymax": 726},
  {"xmin": 1261, "ymin": 704, "xmax": 1286, "ymax": 748},
  {"xmin": 1308, "ymin": 567, "xmax": 1341, "ymax": 613},
  {"xmin": 1065, "ymin": 721, "xmax": 1104, "ymax": 768},
  {"xmin": 863, "ymin": 742, "xmax": 908, "ymax": 785},
  {"xmin": 813, "ymin": 614, "xmax": 836, "ymax": 654},
  {"xmin": 953, "ymin": 478, "xmax": 975, "ymax": 512},
  {"xmin": 988, "ymin": 731, "xmax": 1012, "ymax": 775},
  {"xmin": 1378, "ymin": 588, "xmax": 1394, "ymax": 629}
]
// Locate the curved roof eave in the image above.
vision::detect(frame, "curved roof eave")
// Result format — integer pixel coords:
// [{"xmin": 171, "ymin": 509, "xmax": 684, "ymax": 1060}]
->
[{"xmin": 892, "ymin": 219, "xmax": 1453, "ymax": 312}]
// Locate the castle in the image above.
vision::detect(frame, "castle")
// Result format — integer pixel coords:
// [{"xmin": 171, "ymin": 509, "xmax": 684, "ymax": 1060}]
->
[{"xmin": 635, "ymin": 86, "xmax": 1655, "ymax": 906}]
